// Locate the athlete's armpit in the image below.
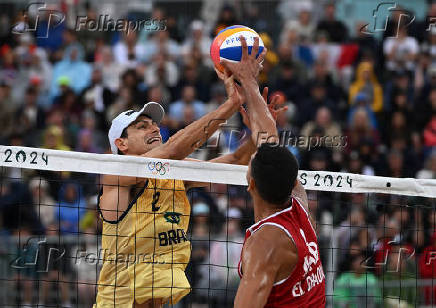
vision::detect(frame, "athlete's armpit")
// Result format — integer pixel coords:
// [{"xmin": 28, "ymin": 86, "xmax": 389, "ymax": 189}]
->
[{"xmin": 234, "ymin": 225, "xmax": 298, "ymax": 308}]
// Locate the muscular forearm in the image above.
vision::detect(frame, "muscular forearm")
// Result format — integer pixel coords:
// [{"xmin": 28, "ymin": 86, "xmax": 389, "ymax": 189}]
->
[
  {"xmin": 241, "ymin": 78, "xmax": 278, "ymax": 145},
  {"xmin": 209, "ymin": 137, "xmax": 256, "ymax": 165},
  {"xmin": 146, "ymin": 99, "xmax": 239, "ymax": 160}
]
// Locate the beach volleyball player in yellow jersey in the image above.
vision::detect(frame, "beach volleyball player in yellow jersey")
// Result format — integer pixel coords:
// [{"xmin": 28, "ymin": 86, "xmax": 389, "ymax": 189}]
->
[{"xmin": 93, "ymin": 38, "xmax": 278, "ymax": 308}]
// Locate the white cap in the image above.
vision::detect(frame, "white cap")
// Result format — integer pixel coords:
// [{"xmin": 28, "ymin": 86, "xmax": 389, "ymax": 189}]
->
[{"xmin": 108, "ymin": 102, "xmax": 165, "ymax": 154}]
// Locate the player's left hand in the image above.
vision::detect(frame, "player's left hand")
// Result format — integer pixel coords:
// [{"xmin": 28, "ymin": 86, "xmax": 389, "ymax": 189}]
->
[
  {"xmin": 240, "ymin": 87, "xmax": 288, "ymax": 129},
  {"xmin": 215, "ymin": 67, "xmax": 245, "ymax": 106}
]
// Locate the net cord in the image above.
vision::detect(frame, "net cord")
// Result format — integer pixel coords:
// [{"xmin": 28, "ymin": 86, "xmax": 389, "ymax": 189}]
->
[{"xmin": 2, "ymin": 145, "xmax": 436, "ymax": 197}]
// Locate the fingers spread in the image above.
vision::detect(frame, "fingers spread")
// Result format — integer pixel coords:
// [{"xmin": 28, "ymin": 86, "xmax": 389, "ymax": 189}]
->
[
  {"xmin": 270, "ymin": 94, "xmax": 285, "ymax": 107},
  {"xmin": 251, "ymin": 36, "xmax": 259, "ymax": 59},
  {"xmin": 262, "ymin": 87, "xmax": 269, "ymax": 102},
  {"xmin": 240, "ymin": 35, "xmax": 248, "ymax": 60},
  {"xmin": 214, "ymin": 67, "xmax": 225, "ymax": 80},
  {"xmin": 257, "ymin": 48, "xmax": 267, "ymax": 64}
]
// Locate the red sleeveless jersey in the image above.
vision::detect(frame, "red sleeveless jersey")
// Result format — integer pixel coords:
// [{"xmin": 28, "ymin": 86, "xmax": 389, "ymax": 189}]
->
[{"xmin": 238, "ymin": 197, "xmax": 326, "ymax": 307}]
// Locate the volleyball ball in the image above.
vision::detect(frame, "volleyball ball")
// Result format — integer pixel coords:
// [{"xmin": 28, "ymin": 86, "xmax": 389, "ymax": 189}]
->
[{"xmin": 210, "ymin": 25, "xmax": 264, "ymax": 73}]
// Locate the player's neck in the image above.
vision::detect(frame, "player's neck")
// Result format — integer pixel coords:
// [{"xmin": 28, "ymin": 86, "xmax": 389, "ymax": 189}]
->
[{"xmin": 253, "ymin": 196, "xmax": 289, "ymax": 223}]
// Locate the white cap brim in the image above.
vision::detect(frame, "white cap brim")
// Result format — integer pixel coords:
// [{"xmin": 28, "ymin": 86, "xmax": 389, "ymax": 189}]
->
[{"xmin": 138, "ymin": 101, "xmax": 164, "ymax": 125}]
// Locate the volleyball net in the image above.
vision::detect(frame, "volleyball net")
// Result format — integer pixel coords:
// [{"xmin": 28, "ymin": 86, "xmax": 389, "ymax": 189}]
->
[{"xmin": 1, "ymin": 145, "xmax": 436, "ymax": 307}]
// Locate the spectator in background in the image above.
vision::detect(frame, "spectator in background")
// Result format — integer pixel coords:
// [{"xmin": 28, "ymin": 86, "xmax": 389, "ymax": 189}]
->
[
  {"xmin": 423, "ymin": 115, "xmax": 436, "ymax": 147},
  {"xmin": 141, "ymin": 30, "xmax": 180, "ymax": 63},
  {"xmin": 55, "ymin": 182, "xmax": 86, "ymax": 234},
  {"xmin": 112, "ymin": 29, "xmax": 145, "ymax": 66},
  {"xmin": 333, "ymin": 251, "xmax": 381, "ymax": 308},
  {"xmin": 281, "ymin": 3, "xmax": 315, "ymax": 43},
  {"xmin": 52, "ymin": 89, "xmax": 82, "ymax": 138},
  {"xmin": 297, "ymin": 81, "xmax": 336, "ymax": 126},
  {"xmin": 29, "ymin": 177, "xmax": 56, "ymax": 228},
  {"xmin": 169, "ymin": 85, "xmax": 205, "ymax": 124},
  {"xmin": 0, "ymin": 171, "xmax": 44, "ymax": 234},
  {"xmin": 271, "ymin": 61, "xmax": 302, "ymax": 104},
  {"xmin": 50, "ymin": 45, "xmax": 92, "ymax": 100},
  {"xmin": 39, "ymin": 223, "xmax": 73, "ymax": 308},
  {"xmin": 190, "ymin": 202, "xmax": 212, "ymax": 303},
  {"xmin": 316, "ymin": 2, "xmax": 348, "ymax": 43},
  {"xmin": 416, "ymin": 150, "xmax": 436, "ymax": 179},
  {"xmin": 383, "ymin": 25, "xmax": 419, "ymax": 73},
  {"xmin": 213, "ymin": 5, "xmax": 238, "ymax": 36},
  {"xmin": 0, "ymin": 81, "xmax": 16, "ymax": 142},
  {"xmin": 209, "ymin": 208, "xmax": 243, "ymax": 307},
  {"xmin": 346, "ymin": 107, "xmax": 380, "ymax": 165},
  {"xmin": 244, "ymin": 3, "xmax": 268, "ymax": 33},
  {"xmin": 76, "ymin": 129, "xmax": 101, "ymax": 153},
  {"xmin": 384, "ymin": 70, "xmax": 414, "ymax": 112},
  {"xmin": 257, "ymin": 32, "xmax": 279, "ymax": 86},
  {"xmin": 15, "ymin": 86, "xmax": 46, "ymax": 139},
  {"xmin": 144, "ymin": 52, "xmax": 179, "ymax": 89},
  {"xmin": 181, "ymin": 20, "xmax": 213, "ymax": 67},
  {"xmin": 308, "ymin": 59, "xmax": 344, "ymax": 103},
  {"xmin": 349, "ymin": 61, "xmax": 383, "ymax": 113},
  {"xmin": 42, "ymin": 125, "xmax": 70, "ymax": 151},
  {"xmin": 301, "ymin": 107, "xmax": 342, "ymax": 144},
  {"xmin": 13, "ymin": 33, "xmax": 51, "ymax": 103},
  {"xmin": 81, "ymin": 67, "xmax": 114, "ymax": 130},
  {"xmin": 0, "ymin": 44, "xmax": 18, "ymax": 95},
  {"xmin": 80, "ymin": 111, "xmax": 107, "ymax": 152},
  {"xmin": 98, "ymin": 46, "xmax": 125, "ymax": 92},
  {"xmin": 414, "ymin": 82, "xmax": 435, "ymax": 133},
  {"xmin": 76, "ymin": 5, "xmax": 105, "ymax": 62},
  {"xmin": 175, "ymin": 61, "xmax": 210, "ymax": 103},
  {"xmin": 352, "ymin": 21, "xmax": 379, "ymax": 64},
  {"xmin": 384, "ymin": 149, "xmax": 409, "ymax": 178},
  {"xmin": 344, "ymin": 151, "xmax": 375, "ymax": 175}
]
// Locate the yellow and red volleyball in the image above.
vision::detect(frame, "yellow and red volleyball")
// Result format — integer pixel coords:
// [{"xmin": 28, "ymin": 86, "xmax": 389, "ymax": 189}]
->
[{"xmin": 210, "ymin": 25, "xmax": 264, "ymax": 73}]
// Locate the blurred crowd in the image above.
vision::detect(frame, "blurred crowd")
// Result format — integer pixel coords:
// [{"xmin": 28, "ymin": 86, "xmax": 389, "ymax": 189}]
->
[{"xmin": 0, "ymin": 0, "xmax": 435, "ymax": 307}]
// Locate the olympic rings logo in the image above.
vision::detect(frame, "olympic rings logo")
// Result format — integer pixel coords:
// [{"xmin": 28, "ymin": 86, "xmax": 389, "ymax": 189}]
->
[{"xmin": 147, "ymin": 161, "xmax": 170, "ymax": 175}]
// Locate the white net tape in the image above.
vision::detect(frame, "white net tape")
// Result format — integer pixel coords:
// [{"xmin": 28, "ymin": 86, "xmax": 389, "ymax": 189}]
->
[{"xmin": 2, "ymin": 145, "xmax": 436, "ymax": 197}]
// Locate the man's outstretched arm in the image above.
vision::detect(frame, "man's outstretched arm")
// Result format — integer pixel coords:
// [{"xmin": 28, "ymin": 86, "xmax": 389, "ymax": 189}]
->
[
  {"xmin": 221, "ymin": 36, "xmax": 279, "ymax": 146},
  {"xmin": 144, "ymin": 74, "xmax": 242, "ymax": 160}
]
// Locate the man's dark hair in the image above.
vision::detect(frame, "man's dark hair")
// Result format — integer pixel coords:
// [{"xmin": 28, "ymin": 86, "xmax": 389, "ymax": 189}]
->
[{"xmin": 251, "ymin": 143, "xmax": 299, "ymax": 206}]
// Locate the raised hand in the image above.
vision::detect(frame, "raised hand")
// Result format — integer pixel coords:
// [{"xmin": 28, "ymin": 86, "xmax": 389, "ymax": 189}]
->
[
  {"xmin": 215, "ymin": 67, "xmax": 245, "ymax": 107},
  {"xmin": 219, "ymin": 36, "xmax": 266, "ymax": 82}
]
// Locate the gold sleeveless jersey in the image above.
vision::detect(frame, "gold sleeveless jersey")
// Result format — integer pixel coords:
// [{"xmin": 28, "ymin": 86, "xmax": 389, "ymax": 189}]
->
[{"xmin": 94, "ymin": 178, "xmax": 191, "ymax": 307}]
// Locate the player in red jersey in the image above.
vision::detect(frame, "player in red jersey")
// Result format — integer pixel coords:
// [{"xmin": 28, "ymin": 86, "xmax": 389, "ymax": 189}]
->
[{"xmin": 220, "ymin": 36, "xmax": 326, "ymax": 308}]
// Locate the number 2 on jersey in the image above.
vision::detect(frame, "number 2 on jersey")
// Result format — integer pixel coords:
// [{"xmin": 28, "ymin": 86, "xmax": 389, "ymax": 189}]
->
[{"xmin": 151, "ymin": 191, "xmax": 161, "ymax": 211}]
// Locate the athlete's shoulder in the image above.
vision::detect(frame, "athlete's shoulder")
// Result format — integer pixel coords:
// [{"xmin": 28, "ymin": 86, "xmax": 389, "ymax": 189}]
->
[{"xmin": 245, "ymin": 223, "xmax": 297, "ymax": 263}]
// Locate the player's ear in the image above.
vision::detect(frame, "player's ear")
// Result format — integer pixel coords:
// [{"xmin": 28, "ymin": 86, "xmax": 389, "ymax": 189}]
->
[{"xmin": 115, "ymin": 137, "xmax": 128, "ymax": 154}]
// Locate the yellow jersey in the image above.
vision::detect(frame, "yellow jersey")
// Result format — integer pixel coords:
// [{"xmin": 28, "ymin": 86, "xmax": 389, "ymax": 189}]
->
[{"xmin": 94, "ymin": 178, "xmax": 191, "ymax": 307}]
